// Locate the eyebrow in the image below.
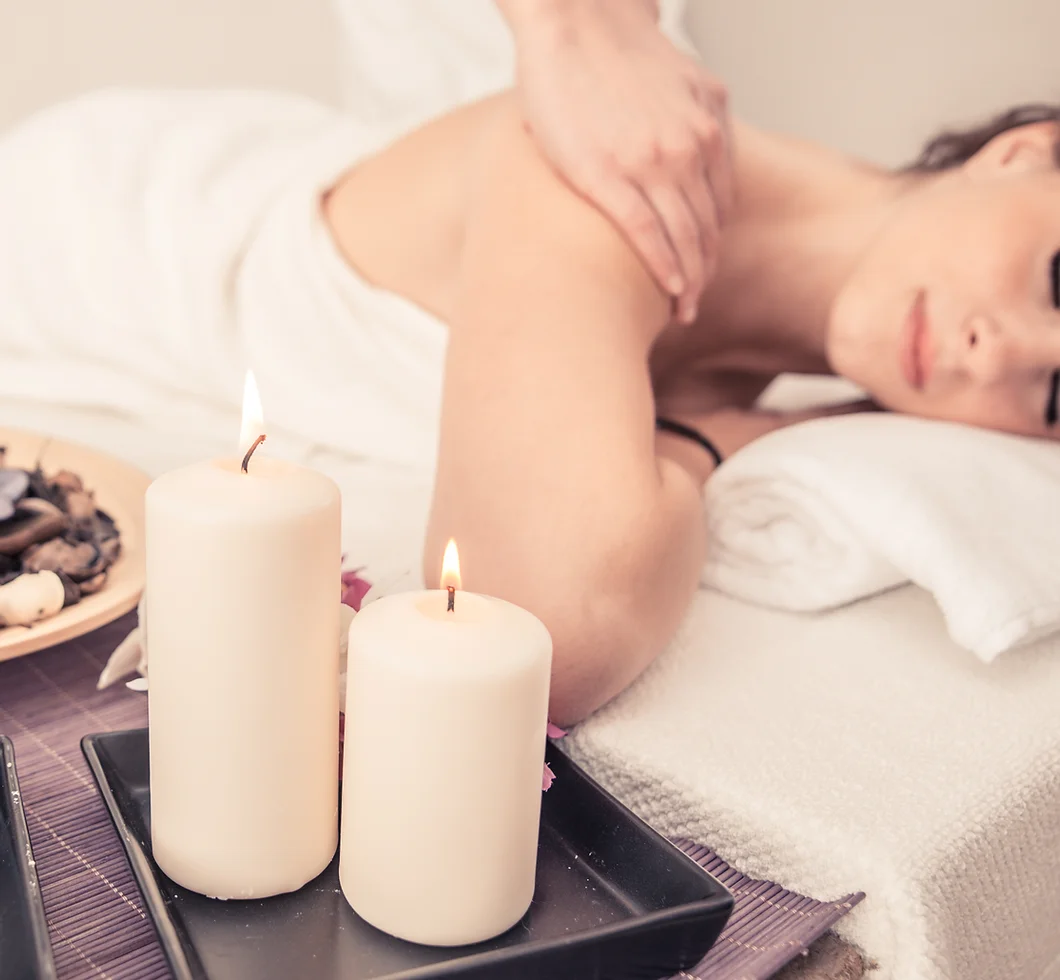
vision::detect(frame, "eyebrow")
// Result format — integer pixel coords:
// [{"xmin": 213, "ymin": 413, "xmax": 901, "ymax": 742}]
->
[{"xmin": 1048, "ymin": 370, "xmax": 1060, "ymax": 427}]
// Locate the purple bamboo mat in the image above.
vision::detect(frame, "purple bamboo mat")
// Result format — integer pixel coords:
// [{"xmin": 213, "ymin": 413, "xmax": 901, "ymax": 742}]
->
[{"xmin": 0, "ymin": 617, "xmax": 863, "ymax": 980}]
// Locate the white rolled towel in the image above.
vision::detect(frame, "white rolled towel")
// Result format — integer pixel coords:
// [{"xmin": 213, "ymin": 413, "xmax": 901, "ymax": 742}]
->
[{"xmin": 702, "ymin": 412, "xmax": 1060, "ymax": 661}]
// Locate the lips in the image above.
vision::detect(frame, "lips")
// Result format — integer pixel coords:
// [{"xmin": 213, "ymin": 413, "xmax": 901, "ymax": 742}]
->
[{"xmin": 900, "ymin": 290, "xmax": 932, "ymax": 391}]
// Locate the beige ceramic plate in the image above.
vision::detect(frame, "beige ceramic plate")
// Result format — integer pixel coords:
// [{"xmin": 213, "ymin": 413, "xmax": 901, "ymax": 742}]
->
[{"xmin": 0, "ymin": 427, "xmax": 150, "ymax": 663}]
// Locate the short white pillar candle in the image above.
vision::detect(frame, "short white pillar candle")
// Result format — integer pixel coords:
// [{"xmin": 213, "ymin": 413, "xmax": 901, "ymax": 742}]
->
[{"xmin": 339, "ymin": 543, "xmax": 552, "ymax": 946}]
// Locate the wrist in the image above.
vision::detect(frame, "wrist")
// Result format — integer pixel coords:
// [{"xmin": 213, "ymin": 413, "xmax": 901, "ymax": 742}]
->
[
  {"xmin": 497, "ymin": 0, "xmax": 567, "ymax": 33},
  {"xmin": 500, "ymin": 0, "xmax": 657, "ymax": 50},
  {"xmin": 655, "ymin": 427, "xmax": 719, "ymax": 488}
]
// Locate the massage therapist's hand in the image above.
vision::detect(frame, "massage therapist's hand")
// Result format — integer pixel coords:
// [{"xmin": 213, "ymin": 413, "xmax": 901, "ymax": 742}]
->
[{"xmin": 497, "ymin": 0, "xmax": 733, "ymax": 324}]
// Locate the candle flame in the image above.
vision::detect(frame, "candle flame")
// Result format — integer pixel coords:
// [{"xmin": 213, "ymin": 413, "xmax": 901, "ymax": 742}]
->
[
  {"xmin": 440, "ymin": 539, "xmax": 461, "ymax": 591},
  {"xmin": 239, "ymin": 370, "xmax": 265, "ymax": 457}
]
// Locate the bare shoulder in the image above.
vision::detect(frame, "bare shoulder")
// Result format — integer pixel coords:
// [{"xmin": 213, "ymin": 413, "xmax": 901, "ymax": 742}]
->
[
  {"xmin": 457, "ymin": 94, "xmax": 668, "ymax": 346},
  {"xmin": 322, "ymin": 94, "xmax": 519, "ymax": 323},
  {"xmin": 325, "ymin": 89, "xmax": 667, "ymax": 343}
]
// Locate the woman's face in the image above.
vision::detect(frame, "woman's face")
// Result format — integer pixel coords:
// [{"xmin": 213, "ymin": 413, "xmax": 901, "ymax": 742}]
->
[{"xmin": 827, "ymin": 123, "xmax": 1060, "ymax": 439}]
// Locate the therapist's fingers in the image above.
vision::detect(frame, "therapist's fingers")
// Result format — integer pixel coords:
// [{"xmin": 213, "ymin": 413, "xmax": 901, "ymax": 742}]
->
[
  {"xmin": 691, "ymin": 75, "xmax": 735, "ymax": 223},
  {"xmin": 587, "ymin": 169, "xmax": 685, "ymax": 299},
  {"xmin": 667, "ymin": 76, "xmax": 732, "ymax": 321},
  {"xmin": 675, "ymin": 169, "xmax": 721, "ymax": 323},
  {"xmin": 644, "ymin": 180, "xmax": 705, "ymax": 324}
]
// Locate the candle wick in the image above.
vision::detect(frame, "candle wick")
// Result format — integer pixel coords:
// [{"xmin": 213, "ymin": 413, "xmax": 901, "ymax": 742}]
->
[
  {"xmin": 447, "ymin": 585, "xmax": 455, "ymax": 613},
  {"xmin": 241, "ymin": 434, "xmax": 267, "ymax": 474}
]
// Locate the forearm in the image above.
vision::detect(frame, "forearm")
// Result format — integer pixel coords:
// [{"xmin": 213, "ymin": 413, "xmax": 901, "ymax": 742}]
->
[
  {"xmin": 424, "ymin": 104, "xmax": 707, "ymax": 724},
  {"xmin": 496, "ymin": 0, "xmax": 659, "ymax": 47},
  {"xmin": 428, "ymin": 418, "xmax": 708, "ymax": 727},
  {"xmin": 428, "ymin": 365, "xmax": 709, "ymax": 725},
  {"xmin": 565, "ymin": 449, "xmax": 708, "ymax": 722}
]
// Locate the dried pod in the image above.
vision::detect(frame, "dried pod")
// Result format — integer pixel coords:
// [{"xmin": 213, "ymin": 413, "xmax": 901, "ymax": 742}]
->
[
  {"xmin": 0, "ymin": 570, "xmax": 65, "ymax": 627},
  {"xmin": 63, "ymin": 490, "xmax": 97, "ymax": 522},
  {"xmin": 64, "ymin": 521, "xmax": 95, "ymax": 544},
  {"xmin": 0, "ymin": 553, "xmax": 20, "ymax": 587},
  {"xmin": 0, "ymin": 462, "xmax": 122, "ymax": 629},
  {"xmin": 21, "ymin": 537, "xmax": 98, "ymax": 580},
  {"xmin": 78, "ymin": 572, "xmax": 108, "ymax": 596},
  {"xmin": 0, "ymin": 469, "xmax": 29, "ymax": 498},
  {"xmin": 60, "ymin": 508, "xmax": 121, "ymax": 576},
  {"xmin": 70, "ymin": 536, "xmax": 112, "ymax": 581},
  {"xmin": 0, "ymin": 499, "xmax": 68, "ymax": 556},
  {"xmin": 50, "ymin": 470, "xmax": 84, "ymax": 494},
  {"xmin": 95, "ymin": 509, "xmax": 118, "ymax": 538},
  {"xmin": 26, "ymin": 467, "xmax": 62, "ymax": 508},
  {"xmin": 84, "ymin": 549, "xmax": 110, "ymax": 580},
  {"xmin": 0, "ymin": 469, "xmax": 30, "ymax": 521},
  {"xmin": 56, "ymin": 570, "xmax": 81, "ymax": 607},
  {"xmin": 98, "ymin": 534, "xmax": 121, "ymax": 568}
]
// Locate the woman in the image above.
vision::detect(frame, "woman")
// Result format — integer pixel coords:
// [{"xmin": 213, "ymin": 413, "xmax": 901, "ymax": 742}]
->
[
  {"xmin": 318, "ymin": 94, "xmax": 1060, "ymax": 723},
  {"xmin": 2, "ymin": 90, "xmax": 1058, "ymax": 724}
]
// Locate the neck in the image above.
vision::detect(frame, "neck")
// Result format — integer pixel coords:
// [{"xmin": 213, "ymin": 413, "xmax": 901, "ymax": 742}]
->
[{"xmin": 700, "ymin": 122, "xmax": 912, "ymax": 375}]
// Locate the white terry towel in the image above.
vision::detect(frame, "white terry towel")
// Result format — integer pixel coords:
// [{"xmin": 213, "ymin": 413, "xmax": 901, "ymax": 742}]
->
[
  {"xmin": 702, "ymin": 411, "xmax": 1060, "ymax": 661},
  {"xmin": 0, "ymin": 89, "xmax": 448, "ymax": 471},
  {"xmin": 566, "ymin": 584, "xmax": 1060, "ymax": 980}
]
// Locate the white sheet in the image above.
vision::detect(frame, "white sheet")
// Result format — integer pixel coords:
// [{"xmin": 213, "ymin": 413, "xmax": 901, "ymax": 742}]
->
[
  {"xmin": 0, "ymin": 90, "xmax": 448, "ymax": 474},
  {"xmin": 567, "ymin": 585, "xmax": 1060, "ymax": 980}
]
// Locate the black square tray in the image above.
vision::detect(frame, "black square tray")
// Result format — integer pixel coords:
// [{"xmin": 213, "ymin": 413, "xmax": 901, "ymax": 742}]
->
[
  {"xmin": 83, "ymin": 728, "xmax": 732, "ymax": 980},
  {"xmin": 1, "ymin": 735, "xmax": 57, "ymax": 980}
]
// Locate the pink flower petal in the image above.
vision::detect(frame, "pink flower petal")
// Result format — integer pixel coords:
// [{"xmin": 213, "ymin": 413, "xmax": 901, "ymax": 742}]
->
[
  {"xmin": 340, "ymin": 567, "xmax": 364, "ymax": 587},
  {"xmin": 546, "ymin": 722, "xmax": 567, "ymax": 739},
  {"xmin": 341, "ymin": 570, "xmax": 372, "ymax": 611},
  {"xmin": 542, "ymin": 763, "xmax": 556, "ymax": 792}
]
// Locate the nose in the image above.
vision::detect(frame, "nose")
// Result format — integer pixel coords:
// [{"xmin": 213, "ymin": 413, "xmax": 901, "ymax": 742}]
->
[{"xmin": 957, "ymin": 312, "xmax": 1059, "ymax": 385}]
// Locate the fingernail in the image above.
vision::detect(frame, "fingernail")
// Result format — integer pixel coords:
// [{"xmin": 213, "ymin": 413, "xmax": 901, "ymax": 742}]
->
[{"xmin": 667, "ymin": 276, "xmax": 685, "ymax": 295}]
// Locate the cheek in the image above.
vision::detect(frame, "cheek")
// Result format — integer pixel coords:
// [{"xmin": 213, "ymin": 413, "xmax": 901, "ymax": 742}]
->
[{"xmin": 922, "ymin": 385, "xmax": 1043, "ymax": 435}]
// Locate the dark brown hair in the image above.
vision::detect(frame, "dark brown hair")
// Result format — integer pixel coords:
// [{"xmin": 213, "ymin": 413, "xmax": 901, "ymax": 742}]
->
[{"xmin": 905, "ymin": 103, "xmax": 1060, "ymax": 172}]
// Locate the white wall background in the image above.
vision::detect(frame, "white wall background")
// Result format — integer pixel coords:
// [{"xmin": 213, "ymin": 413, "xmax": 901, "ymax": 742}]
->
[
  {"xmin": 4, "ymin": 1, "xmax": 1060, "ymax": 166},
  {"xmin": 687, "ymin": 1, "xmax": 1060, "ymax": 165},
  {"xmin": 2, "ymin": 0, "xmax": 340, "ymax": 127}
]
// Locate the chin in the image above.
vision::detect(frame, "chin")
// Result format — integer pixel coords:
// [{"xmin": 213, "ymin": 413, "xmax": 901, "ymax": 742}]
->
[
  {"xmin": 825, "ymin": 297, "xmax": 901, "ymax": 405},
  {"xmin": 823, "ymin": 346, "xmax": 896, "ymax": 412},
  {"xmin": 822, "ymin": 321, "xmax": 863, "ymax": 385},
  {"xmin": 823, "ymin": 291, "xmax": 863, "ymax": 375}
]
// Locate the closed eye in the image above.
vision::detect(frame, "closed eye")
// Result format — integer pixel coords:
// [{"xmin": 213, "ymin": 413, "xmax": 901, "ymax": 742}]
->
[{"xmin": 1045, "ymin": 253, "xmax": 1060, "ymax": 427}]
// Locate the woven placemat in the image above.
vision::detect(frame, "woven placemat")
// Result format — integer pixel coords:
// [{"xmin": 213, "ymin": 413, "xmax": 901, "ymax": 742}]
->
[{"xmin": 0, "ymin": 616, "xmax": 863, "ymax": 980}]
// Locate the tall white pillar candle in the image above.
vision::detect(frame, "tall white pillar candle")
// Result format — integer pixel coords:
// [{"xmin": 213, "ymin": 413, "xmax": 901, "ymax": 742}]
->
[
  {"xmin": 339, "ymin": 546, "xmax": 552, "ymax": 946},
  {"xmin": 146, "ymin": 373, "xmax": 341, "ymax": 899}
]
